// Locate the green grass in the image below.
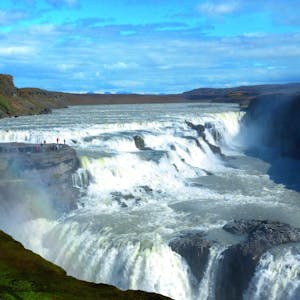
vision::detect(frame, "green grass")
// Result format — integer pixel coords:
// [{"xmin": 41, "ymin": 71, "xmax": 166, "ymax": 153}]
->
[{"xmin": 0, "ymin": 95, "xmax": 11, "ymax": 113}]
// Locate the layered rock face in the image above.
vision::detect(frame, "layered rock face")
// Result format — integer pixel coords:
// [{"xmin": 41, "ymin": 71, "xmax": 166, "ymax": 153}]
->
[
  {"xmin": 169, "ymin": 220, "xmax": 300, "ymax": 300},
  {"xmin": 0, "ymin": 74, "xmax": 18, "ymax": 97},
  {"xmin": 169, "ymin": 232, "xmax": 214, "ymax": 283},
  {"xmin": 0, "ymin": 143, "xmax": 80, "ymax": 212},
  {"xmin": 215, "ymin": 220, "xmax": 300, "ymax": 300}
]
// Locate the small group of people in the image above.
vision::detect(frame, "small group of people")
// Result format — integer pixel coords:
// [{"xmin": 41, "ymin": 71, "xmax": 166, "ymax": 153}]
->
[
  {"xmin": 55, "ymin": 138, "xmax": 66, "ymax": 145},
  {"xmin": 37, "ymin": 137, "xmax": 66, "ymax": 152}
]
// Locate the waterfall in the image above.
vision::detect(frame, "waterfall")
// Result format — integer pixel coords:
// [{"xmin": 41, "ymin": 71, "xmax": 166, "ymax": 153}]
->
[
  {"xmin": 1, "ymin": 103, "xmax": 299, "ymax": 300},
  {"xmin": 245, "ymin": 248, "xmax": 300, "ymax": 300}
]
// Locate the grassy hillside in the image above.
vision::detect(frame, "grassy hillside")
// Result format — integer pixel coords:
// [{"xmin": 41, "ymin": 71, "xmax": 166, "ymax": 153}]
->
[
  {"xmin": 0, "ymin": 74, "xmax": 67, "ymax": 118},
  {"xmin": 0, "ymin": 230, "xmax": 171, "ymax": 300}
]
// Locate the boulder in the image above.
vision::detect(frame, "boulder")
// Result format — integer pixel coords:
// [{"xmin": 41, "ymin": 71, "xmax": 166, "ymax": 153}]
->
[
  {"xmin": 134, "ymin": 135, "xmax": 151, "ymax": 150},
  {"xmin": 215, "ymin": 220, "xmax": 300, "ymax": 300},
  {"xmin": 134, "ymin": 135, "xmax": 145, "ymax": 150},
  {"xmin": 169, "ymin": 232, "xmax": 214, "ymax": 282}
]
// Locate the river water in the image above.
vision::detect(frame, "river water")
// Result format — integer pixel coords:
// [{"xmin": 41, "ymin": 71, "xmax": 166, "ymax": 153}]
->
[{"xmin": 0, "ymin": 103, "xmax": 299, "ymax": 300}]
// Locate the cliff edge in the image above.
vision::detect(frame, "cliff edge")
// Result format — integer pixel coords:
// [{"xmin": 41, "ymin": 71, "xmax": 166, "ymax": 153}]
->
[
  {"xmin": 0, "ymin": 74, "xmax": 67, "ymax": 118},
  {"xmin": 0, "ymin": 143, "xmax": 80, "ymax": 213}
]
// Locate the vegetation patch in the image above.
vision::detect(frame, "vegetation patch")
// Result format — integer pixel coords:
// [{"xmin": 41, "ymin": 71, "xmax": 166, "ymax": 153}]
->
[{"xmin": 0, "ymin": 95, "xmax": 11, "ymax": 113}]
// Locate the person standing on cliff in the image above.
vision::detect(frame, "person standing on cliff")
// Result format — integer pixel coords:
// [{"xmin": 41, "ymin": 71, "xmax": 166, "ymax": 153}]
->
[{"xmin": 56, "ymin": 137, "xmax": 59, "ymax": 144}]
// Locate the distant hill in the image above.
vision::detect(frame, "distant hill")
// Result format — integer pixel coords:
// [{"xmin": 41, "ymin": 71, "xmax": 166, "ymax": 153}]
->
[
  {"xmin": 182, "ymin": 83, "xmax": 300, "ymax": 107},
  {"xmin": 1, "ymin": 73, "xmax": 300, "ymax": 118}
]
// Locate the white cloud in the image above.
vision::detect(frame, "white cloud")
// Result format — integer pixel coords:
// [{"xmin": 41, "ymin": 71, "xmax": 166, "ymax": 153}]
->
[
  {"xmin": 103, "ymin": 62, "xmax": 129, "ymax": 70},
  {"xmin": 0, "ymin": 46, "xmax": 33, "ymax": 56},
  {"xmin": 197, "ymin": 1, "xmax": 239, "ymax": 15},
  {"xmin": 57, "ymin": 63, "xmax": 75, "ymax": 71},
  {"xmin": 243, "ymin": 32, "xmax": 267, "ymax": 38}
]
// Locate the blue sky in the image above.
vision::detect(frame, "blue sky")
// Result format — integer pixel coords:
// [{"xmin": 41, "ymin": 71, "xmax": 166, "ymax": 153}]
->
[{"xmin": 0, "ymin": 0, "xmax": 300, "ymax": 93}]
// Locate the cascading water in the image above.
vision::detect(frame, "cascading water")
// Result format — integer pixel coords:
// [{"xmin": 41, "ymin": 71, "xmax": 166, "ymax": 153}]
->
[
  {"xmin": 0, "ymin": 102, "xmax": 299, "ymax": 300},
  {"xmin": 244, "ymin": 246, "xmax": 300, "ymax": 300}
]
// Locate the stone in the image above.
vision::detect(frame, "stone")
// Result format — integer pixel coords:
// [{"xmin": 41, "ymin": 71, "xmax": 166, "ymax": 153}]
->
[
  {"xmin": 134, "ymin": 135, "xmax": 145, "ymax": 150},
  {"xmin": 169, "ymin": 232, "xmax": 214, "ymax": 282},
  {"xmin": 185, "ymin": 120, "xmax": 224, "ymax": 157},
  {"xmin": 0, "ymin": 142, "xmax": 80, "ymax": 212},
  {"xmin": 215, "ymin": 219, "xmax": 300, "ymax": 300},
  {"xmin": 205, "ymin": 122, "xmax": 222, "ymax": 142},
  {"xmin": 133, "ymin": 135, "xmax": 151, "ymax": 150},
  {"xmin": 185, "ymin": 120, "xmax": 205, "ymax": 138}
]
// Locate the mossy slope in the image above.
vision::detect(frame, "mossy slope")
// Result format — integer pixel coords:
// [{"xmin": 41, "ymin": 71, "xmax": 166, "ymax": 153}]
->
[{"xmin": 0, "ymin": 230, "xmax": 171, "ymax": 300}]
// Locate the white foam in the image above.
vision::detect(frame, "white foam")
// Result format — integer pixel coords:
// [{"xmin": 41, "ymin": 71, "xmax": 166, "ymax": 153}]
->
[{"xmin": 245, "ymin": 248, "xmax": 300, "ymax": 300}]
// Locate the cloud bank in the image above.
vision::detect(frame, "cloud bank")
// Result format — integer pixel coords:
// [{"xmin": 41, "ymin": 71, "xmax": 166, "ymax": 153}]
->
[{"xmin": 0, "ymin": 0, "xmax": 299, "ymax": 93}]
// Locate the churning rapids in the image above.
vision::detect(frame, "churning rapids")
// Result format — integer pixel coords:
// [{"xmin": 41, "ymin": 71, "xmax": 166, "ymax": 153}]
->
[{"xmin": 1, "ymin": 102, "xmax": 300, "ymax": 300}]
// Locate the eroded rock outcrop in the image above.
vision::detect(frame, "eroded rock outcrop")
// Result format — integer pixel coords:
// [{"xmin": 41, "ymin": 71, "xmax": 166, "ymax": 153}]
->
[
  {"xmin": 185, "ymin": 121, "xmax": 205, "ymax": 138},
  {"xmin": 185, "ymin": 120, "xmax": 224, "ymax": 157},
  {"xmin": 0, "ymin": 74, "xmax": 67, "ymax": 118},
  {"xmin": 169, "ymin": 232, "xmax": 214, "ymax": 282},
  {"xmin": 215, "ymin": 219, "xmax": 300, "ymax": 300},
  {"xmin": 0, "ymin": 74, "xmax": 18, "ymax": 97}
]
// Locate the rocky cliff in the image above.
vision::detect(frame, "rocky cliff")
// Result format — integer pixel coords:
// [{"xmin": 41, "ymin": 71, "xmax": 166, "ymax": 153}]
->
[
  {"xmin": 0, "ymin": 74, "xmax": 67, "ymax": 118},
  {"xmin": 0, "ymin": 143, "xmax": 80, "ymax": 213},
  {"xmin": 169, "ymin": 220, "xmax": 300, "ymax": 300},
  {"xmin": 244, "ymin": 93, "xmax": 300, "ymax": 159}
]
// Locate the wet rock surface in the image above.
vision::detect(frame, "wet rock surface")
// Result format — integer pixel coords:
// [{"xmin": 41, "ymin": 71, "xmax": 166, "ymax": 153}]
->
[
  {"xmin": 185, "ymin": 120, "xmax": 224, "ymax": 157},
  {"xmin": 0, "ymin": 142, "xmax": 80, "ymax": 212},
  {"xmin": 169, "ymin": 232, "xmax": 214, "ymax": 282},
  {"xmin": 134, "ymin": 135, "xmax": 152, "ymax": 150},
  {"xmin": 216, "ymin": 219, "xmax": 300, "ymax": 300},
  {"xmin": 185, "ymin": 121, "xmax": 205, "ymax": 138},
  {"xmin": 205, "ymin": 122, "xmax": 222, "ymax": 143}
]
